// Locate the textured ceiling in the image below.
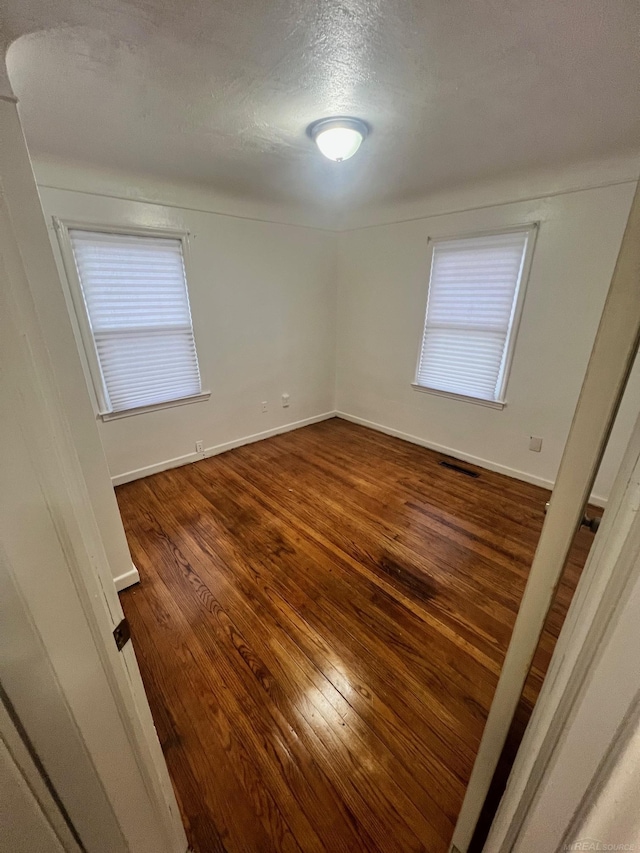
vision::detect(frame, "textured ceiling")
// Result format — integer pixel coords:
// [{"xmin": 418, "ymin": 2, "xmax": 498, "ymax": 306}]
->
[{"xmin": 2, "ymin": 0, "xmax": 640, "ymax": 210}]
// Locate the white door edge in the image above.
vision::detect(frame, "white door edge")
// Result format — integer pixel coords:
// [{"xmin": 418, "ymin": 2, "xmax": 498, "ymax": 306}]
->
[
  {"xmin": 491, "ymin": 411, "xmax": 640, "ymax": 850},
  {"xmin": 0, "ymin": 72, "xmax": 187, "ymax": 853}
]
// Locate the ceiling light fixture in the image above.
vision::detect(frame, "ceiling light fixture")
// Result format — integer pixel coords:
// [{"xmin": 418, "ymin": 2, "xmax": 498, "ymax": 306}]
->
[{"xmin": 308, "ymin": 117, "xmax": 369, "ymax": 162}]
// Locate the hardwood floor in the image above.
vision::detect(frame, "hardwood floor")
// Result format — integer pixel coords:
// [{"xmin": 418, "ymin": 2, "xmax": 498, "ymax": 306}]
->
[{"xmin": 117, "ymin": 418, "xmax": 595, "ymax": 853}]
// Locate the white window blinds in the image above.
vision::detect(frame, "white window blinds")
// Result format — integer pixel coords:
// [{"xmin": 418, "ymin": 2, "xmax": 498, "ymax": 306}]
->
[
  {"xmin": 69, "ymin": 229, "xmax": 202, "ymax": 414},
  {"xmin": 416, "ymin": 229, "xmax": 532, "ymax": 404}
]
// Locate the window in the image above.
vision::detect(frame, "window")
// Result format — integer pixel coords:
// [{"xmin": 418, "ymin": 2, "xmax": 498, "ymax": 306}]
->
[
  {"xmin": 414, "ymin": 226, "xmax": 536, "ymax": 408},
  {"xmin": 59, "ymin": 226, "xmax": 207, "ymax": 419}
]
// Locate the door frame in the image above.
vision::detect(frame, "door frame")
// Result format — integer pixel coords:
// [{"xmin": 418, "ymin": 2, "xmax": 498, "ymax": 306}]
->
[
  {"xmin": 488, "ymin": 407, "xmax": 640, "ymax": 849},
  {"xmin": 452, "ymin": 178, "xmax": 640, "ymax": 851}
]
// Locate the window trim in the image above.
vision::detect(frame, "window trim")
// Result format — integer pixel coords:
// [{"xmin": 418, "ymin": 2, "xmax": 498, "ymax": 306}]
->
[
  {"xmin": 99, "ymin": 391, "xmax": 210, "ymax": 422},
  {"xmin": 54, "ymin": 218, "xmax": 209, "ymax": 419},
  {"xmin": 413, "ymin": 222, "xmax": 538, "ymax": 408},
  {"xmin": 410, "ymin": 382, "xmax": 507, "ymax": 409}
]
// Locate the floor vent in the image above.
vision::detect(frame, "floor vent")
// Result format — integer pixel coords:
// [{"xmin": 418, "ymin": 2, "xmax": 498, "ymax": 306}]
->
[{"xmin": 439, "ymin": 460, "xmax": 479, "ymax": 478}]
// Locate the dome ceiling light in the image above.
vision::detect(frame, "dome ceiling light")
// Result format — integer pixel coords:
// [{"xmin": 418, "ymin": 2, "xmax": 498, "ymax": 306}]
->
[{"xmin": 308, "ymin": 117, "xmax": 369, "ymax": 162}]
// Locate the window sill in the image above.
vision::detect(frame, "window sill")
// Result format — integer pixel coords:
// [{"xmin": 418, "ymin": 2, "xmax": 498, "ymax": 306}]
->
[
  {"xmin": 99, "ymin": 391, "xmax": 211, "ymax": 421},
  {"xmin": 411, "ymin": 383, "xmax": 505, "ymax": 410}
]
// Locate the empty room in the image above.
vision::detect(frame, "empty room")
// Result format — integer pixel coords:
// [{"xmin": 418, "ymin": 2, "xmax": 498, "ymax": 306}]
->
[{"xmin": 1, "ymin": 2, "xmax": 640, "ymax": 853}]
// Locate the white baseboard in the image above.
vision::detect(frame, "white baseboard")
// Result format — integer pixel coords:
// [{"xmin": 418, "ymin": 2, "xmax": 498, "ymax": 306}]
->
[
  {"xmin": 111, "ymin": 411, "xmax": 337, "ymax": 486},
  {"xmin": 114, "ymin": 563, "xmax": 140, "ymax": 591},
  {"xmin": 109, "ymin": 407, "xmax": 607, "ymax": 508},
  {"xmin": 335, "ymin": 411, "xmax": 607, "ymax": 508},
  {"xmin": 112, "ymin": 449, "xmax": 200, "ymax": 486},
  {"xmin": 201, "ymin": 411, "xmax": 336, "ymax": 461}
]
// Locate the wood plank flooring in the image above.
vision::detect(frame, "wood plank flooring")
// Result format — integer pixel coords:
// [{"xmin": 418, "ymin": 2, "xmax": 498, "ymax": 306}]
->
[{"xmin": 117, "ymin": 418, "xmax": 595, "ymax": 853}]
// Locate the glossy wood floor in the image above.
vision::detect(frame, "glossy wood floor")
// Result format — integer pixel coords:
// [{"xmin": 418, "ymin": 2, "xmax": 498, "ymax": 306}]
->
[{"xmin": 117, "ymin": 418, "xmax": 595, "ymax": 853}]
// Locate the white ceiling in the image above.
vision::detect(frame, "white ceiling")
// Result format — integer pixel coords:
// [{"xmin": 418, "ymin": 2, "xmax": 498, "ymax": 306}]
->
[{"xmin": 2, "ymin": 0, "xmax": 640, "ymax": 211}]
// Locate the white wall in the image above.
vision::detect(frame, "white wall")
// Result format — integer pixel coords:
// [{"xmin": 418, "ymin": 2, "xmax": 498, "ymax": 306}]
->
[
  {"xmin": 335, "ymin": 181, "xmax": 640, "ymax": 502},
  {"xmin": 40, "ymin": 185, "xmax": 338, "ymax": 482},
  {"xmin": 37, "ymin": 164, "xmax": 639, "ymax": 504}
]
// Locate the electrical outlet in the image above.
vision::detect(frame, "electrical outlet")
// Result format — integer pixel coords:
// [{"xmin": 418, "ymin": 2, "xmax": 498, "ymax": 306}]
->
[
  {"xmin": 282, "ymin": 393, "xmax": 290, "ymax": 408},
  {"xmin": 195, "ymin": 440, "xmax": 204, "ymax": 455},
  {"xmin": 261, "ymin": 401, "xmax": 268, "ymax": 413},
  {"xmin": 529, "ymin": 436, "xmax": 543, "ymax": 453}
]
